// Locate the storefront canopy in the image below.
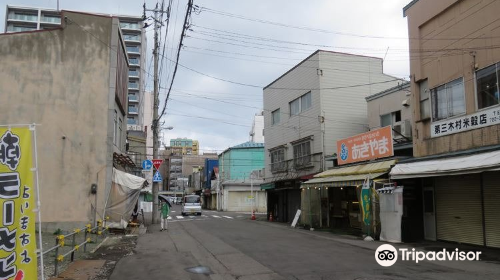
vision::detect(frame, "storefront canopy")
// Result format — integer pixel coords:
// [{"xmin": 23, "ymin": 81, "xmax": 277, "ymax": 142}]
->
[
  {"xmin": 302, "ymin": 159, "xmax": 396, "ymax": 188},
  {"xmin": 390, "ymin": 150, "xmax": 500, "ymax": 179},
  {"xmin": 260, "ymin": 183, "xmax": 275, "ymax": 190}
]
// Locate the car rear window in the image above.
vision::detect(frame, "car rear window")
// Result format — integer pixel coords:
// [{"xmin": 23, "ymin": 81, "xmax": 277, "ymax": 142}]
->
[{"xmin": 185, "ymin": 196, "xmax": 200, "ymax": 203}]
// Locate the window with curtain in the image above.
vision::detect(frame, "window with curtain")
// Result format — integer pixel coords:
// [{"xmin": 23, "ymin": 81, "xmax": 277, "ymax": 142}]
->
[
  {"xmin": 476, "ymin": 63, "xmax": 500, "ymax": 109},
  {"xmin": 431, "ymin": 77, "xmax": 465, "ymax": 121}
]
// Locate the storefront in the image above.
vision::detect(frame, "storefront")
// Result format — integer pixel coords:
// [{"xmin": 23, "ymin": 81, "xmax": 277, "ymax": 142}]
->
[
  {"xmin": 301, "ymin": 159, "xmax": 396, "ymax": 231},
  {"xmin": 262, "ymin": 180, "xmax": 302, "ymax": 223},
  {"xmin": 390, "ymin": 149, "xmax": 500, "ymax": 248}
]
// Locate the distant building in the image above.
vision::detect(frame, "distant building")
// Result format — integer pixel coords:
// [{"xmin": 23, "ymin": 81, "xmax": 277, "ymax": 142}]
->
[
  {"xmin": 0, "ymin": 11, "xmax": 131, "ymax": 230},
  {"xmin": 249, "ymin": 112, "xmax": 264, "ymax": 143},
  {"xmin": 169, "ymin": 137, "xmax": 199, "ymax": 155},
  {"xmin": 216, "ymin": 142, "xmax": 266, "ymax": 212},
  {"xmin": 3, "ymin": 5, "xmax": 148, "ymax": 130}
]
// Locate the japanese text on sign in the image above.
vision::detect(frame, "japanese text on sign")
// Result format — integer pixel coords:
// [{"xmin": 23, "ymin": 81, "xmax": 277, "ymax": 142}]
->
[
  {"xmin": 431, "ymin": 106, "xmax": 500, "ymax": 137},
  {"xmin": 336, "ymin": 126, "xmax": 394, "ymax": 165},
  {"xmin": 0, "ymin": 128, "xmax": 37, "ymax": 280}
]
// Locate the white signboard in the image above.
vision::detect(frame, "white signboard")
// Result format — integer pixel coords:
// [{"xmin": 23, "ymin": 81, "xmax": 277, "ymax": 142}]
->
[
  {"xmin": 431, "ymin": 106, "xmax": 500, "ymax": 138},
  {"xmin": 291, "ymin": 209, "xmax": 302, "ymax": 228}
]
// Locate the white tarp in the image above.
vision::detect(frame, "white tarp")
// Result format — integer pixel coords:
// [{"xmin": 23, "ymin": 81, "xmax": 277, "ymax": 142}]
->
[
  {"xmin": 390, "ymin": 150, "xmax": 500, "ymax": 179},
  {"xmin": 105, "ymin": 168, "xmax": 147, "ymax": 229},
  {"xmin": 379, "ymin": 187, "xmax": 403, "ymax": 243}
]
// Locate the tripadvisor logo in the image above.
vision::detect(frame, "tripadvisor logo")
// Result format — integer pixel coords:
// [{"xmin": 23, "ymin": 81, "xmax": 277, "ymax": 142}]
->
[{"xmin": 375, "ymin": 244, "xmax": 482, "ymax": 267}]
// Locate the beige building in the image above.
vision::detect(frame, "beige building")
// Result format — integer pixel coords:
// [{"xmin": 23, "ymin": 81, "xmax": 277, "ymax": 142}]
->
[
  {"xmin": 0, "ymin": 11, "xmax": 131, "ymax": 231},
  {"xmin": 390, "ymin": 0, "xmax": 500, "ymax": 247}
]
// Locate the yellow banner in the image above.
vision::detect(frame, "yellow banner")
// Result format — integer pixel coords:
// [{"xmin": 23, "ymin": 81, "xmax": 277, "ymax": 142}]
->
[{"xmin": 0, "ymin": 128, "xmax": 37, "ymax": 280}]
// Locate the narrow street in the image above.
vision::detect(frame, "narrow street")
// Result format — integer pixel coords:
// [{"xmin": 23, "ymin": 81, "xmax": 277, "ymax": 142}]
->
[{"xmin": 109, "ymin": 205, "xmax": 500, "ymax": 280}]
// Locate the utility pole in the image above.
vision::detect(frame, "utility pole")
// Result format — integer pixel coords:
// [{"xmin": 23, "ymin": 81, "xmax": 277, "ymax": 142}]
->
[{"xmin": 144, "ymin": 2, "xmax": 162, "ymax": 224}]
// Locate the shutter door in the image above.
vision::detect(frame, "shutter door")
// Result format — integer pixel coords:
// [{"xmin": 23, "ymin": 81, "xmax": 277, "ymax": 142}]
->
[
  {"xmin": 435, "ymin": 175, "xmax": 483, "ymax": 246},
  {"xmin": 484, "ymin": 172, "xmax": 500, "ymax": 248}
]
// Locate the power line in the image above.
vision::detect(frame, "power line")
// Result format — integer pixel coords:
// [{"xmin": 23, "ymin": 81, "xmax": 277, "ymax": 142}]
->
[
  {"xmin": 157, "ymin": 0, "xmax": 193, "ymax": 122},
  {"xmin": 159, "ymin": 54, "xmax": 404, "ymax": 90},
  {"xmin": 197, "ymin": 5, "xmax": 500, "ymax": 41}
]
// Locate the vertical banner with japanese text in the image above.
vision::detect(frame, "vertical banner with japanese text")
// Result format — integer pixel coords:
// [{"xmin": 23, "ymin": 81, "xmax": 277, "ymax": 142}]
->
[{"xmin": 0, "ymin": 128, "xmax": 37, "ymax": 280}]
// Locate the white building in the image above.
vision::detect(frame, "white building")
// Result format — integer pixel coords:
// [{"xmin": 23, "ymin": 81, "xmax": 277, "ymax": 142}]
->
[
  {"xmin": 249, "ymin": 112, "xmax": 265, "ymax": 143},
  {"xmin": 4, "ymin": 5, "xmax": 148, "ymax": 130},
  {"xmin": 262, "ymin": 50, "xmax": 402, "ymax": 223}
]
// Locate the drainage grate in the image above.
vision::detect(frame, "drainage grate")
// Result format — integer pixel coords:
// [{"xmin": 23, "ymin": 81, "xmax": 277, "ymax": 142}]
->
[{"xmin": 185, "ymin": 266, "xmax": 213, "ymax": 275}]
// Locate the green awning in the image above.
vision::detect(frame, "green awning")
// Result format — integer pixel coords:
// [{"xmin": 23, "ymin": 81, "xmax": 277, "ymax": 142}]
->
[{"xmin": 260, "ymin": 183, "xmax": 275, "ymax": 190}]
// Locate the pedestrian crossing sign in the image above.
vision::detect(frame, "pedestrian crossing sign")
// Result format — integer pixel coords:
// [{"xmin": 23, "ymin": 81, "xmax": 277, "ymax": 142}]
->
[{"xmin": 153, "ymin": 171, "xmax": 163, "ymax": 182}]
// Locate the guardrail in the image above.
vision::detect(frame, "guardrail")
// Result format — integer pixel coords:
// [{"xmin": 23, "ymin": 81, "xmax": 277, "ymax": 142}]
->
[{"xmin": 37, "ymin": 218, "xmax": 109, "ymax": 277}]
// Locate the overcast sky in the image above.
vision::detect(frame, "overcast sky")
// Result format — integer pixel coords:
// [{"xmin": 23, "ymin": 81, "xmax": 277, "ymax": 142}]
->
[{"xmin": 2, "ymin": 0, "xmax": 411, "ymax": 154}]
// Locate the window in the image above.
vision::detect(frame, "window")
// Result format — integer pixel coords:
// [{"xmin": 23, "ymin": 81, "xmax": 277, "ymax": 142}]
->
[
  {"xmin": 290, "ymin": 98, "xmax": 300, "ymax": 116},
  {"xmin": 476, "ymin": 63, "xmax": 500, "ymax": 109},
  {"xmin": 270, "ymin": 149, "xmax": 285, "ymax": 172},
  {"xmin": 380, "ymin": 111, "xmax": 401, "ymax": 127},
  {"xmin": 129, "ymin": 57, "xmax": 139, "ymax": 65},
  {"xmin": 272, "ymin": 109, "xmax": 280, "ymax": 125},
  {"xmin": 293, "ymin": 141, "xmax": 311, "ymax": 168},
  {"xmin": 419, "ymin": 79, "xmax": 430, "ymax": 120},
  {"xmin": 126, "ymin": 46, "xmax": 140, "ymax": 53},
  {"xmin": 128, "ymin": 81, "xmax": 138, "ymax": 89},
  {"xmin": 289, "ymin": 92, "xmax": 312, "ymax": 116},
  {"xmin": 431, "ymin": 78, "xmax": 465, "ymax": 121}
]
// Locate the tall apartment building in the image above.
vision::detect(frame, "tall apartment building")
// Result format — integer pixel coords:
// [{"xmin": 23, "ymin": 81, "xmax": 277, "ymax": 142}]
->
[
  {"xmin": 169, "ymin": 138, "xmax": 199, "ymax": 155},
  {"xmin": 4, "ymin": 5, "xmax": 147, "ymax": 130}
]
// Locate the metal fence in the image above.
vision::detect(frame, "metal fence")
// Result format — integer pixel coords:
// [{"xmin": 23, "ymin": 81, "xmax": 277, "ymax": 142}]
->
[{"xmin": 37, "ymin": 219, "xmax": 109, "ymax": 277}]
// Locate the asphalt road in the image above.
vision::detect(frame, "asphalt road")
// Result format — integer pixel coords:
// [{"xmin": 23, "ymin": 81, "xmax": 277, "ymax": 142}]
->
[{"xmin": 109, "ymin": 205, "xmax": 500, "ymax": 280}]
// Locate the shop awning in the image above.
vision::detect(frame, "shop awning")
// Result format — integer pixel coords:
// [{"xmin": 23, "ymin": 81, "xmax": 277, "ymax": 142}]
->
[
  {"xmin": 260, "ymin": 183, "xmax": 275, "ymax": 190},
  {"xmin": 302, "ymin": 172, "xmax": 386, "ymax": 188},
  {"xmin": 316, "ymin": 159, "xmax": 396, "ymax": 178},
  {"xmin": 301, "ymin": 159, "xmax": 396, "ymax": 188},
  {"xmin": 390, "ymin": 150, "xmax": 500, "ymax": 179}
]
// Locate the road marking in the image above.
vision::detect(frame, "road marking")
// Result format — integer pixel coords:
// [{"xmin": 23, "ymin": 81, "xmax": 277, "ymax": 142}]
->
[
  {"xmin": 167, "ymin": 217, "xmax": 172, "ymax": 220},
  {"xmin": 202, "ymin": 215, "xmax": 208, "ymax": 217},
  {"xmin": 189, "ymin": 216, "xmax": 195, "ymax": 218},
  {"xmin": 212, "ymin": 215, "xmax": 221, "ymax": 218},
  {"xmin": 171, "ymin": 211, "xmax": 176, "ymax": 213},
  {"xmin": 176, "ymin": 216, "xmax": 184, "ymax": 219},
  {"xmin": 222, "ymin": 216, "xmax": 233, "ymax": 219}
]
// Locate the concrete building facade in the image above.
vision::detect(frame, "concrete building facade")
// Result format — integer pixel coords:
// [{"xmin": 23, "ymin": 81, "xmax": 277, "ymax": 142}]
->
[
  {"xmin": 262, "ymin": 50, "xmax": 402, "ymax": 223},
  {"xmin": 389, "ymin": 0, "xmax": 500, "ymax": 248},
  {"xmin": 3, "ymin": 5, "xmax": 148, "ymax": 131},
  {"xmin": 0, "ymin": 11, "xmax": 130, "ymax": 230},
  {"xmin": 249, "ymin": 112, "xmax": 264, "ymax": 143},
  {"xmin": 169, "ymin": 137, "xmax": 199, "ymax": 155}
]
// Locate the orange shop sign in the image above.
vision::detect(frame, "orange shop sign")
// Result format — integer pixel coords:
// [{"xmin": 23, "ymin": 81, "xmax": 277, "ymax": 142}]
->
[{"xmin": 336, "ymin": 126, "xmax": 394, "ymax": 165}]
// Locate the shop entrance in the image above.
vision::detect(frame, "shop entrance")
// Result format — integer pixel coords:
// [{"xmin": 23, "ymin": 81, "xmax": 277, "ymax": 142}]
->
[
  {"xmin": 423, "ymin": 187, "xmax": 436, "ymax": 241},
  {"xmin": 328, "ymin": 186, "xmax": 361, "ymax": 229}
]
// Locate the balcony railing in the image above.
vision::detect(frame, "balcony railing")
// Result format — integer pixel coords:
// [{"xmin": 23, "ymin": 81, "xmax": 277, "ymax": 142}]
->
[
  {"xmin": 120, "ymin": 22, "xmax": 140, "ymax": 30},
  {"xmin": 129, "ymin": 58, "xmax": 139, "ymax": 65},
  {"xmin": 294, "ymin": 154, "xmax": 312, "ymax": 169},
  {"xmin": 124, "ymin": 35, "xmax": 140, "ymax": 42},
  {"xmin": 8, "ymin": 13, "xmax": 37, "ymax": 22},
  {"xmin": 271, "ymin": 160, "xmax": 287, "ymax": 173},
  {"xmin": 6, "ymin": 25, "xmax": 36, "ymax": 33},
  {"xmin": 128, "ymin": 95, "xmax": 138, "ymax": 102},
  {"xmin": 128, "ymin": 107, "xmax": 138, "ymax": 114},
  {"xmin": 41, "ymin": 16, "xmax": 61, "ymax": 24},
  {"xmin": 126, "ymin": 46, "xmax": 140, "ymax": 53}
]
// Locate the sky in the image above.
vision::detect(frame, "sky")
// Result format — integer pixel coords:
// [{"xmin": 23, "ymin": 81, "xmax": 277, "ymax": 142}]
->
[{"xmin": 1, "ymin": 0, "xmax": 412, "ymax": 154}]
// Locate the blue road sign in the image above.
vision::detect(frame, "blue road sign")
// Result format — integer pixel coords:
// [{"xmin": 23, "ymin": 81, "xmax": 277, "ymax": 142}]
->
[
  {"xmin": 142, "ymin": 159, "xmax": 153, "ymax": 170},
  {"xmin": 153, "ymin": 171, "xmax": 163, "ymax": 182}
]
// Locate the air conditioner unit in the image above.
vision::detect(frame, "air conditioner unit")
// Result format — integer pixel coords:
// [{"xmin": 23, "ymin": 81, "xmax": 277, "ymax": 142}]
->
[
  {"xmin": 401, "ymin": 119, "xmax": 412, "ymax": 138},
  {"xmin": 393, "ymin": 123, "xmax": 402, "ymax": 138}
]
